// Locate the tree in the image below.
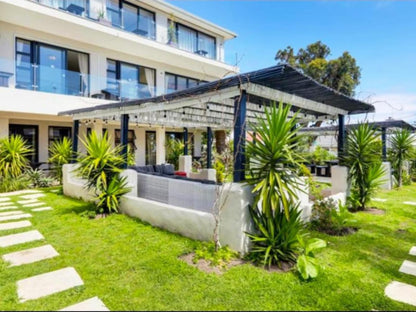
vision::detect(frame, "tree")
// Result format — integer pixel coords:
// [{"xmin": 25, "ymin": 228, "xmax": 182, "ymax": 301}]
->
[
  {"xmin": 389, "ymin": 129, "xmax": 416, "ymax": 187},
  {"xmin": 275, "ymin": 41, "xmax": 361, "ymax": 96}
]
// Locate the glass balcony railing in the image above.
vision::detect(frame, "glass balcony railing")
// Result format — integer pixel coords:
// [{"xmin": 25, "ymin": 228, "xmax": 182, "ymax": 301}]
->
[{"xmin": 0, "ymin": 58, "xmax": 157, "ymax": 101}]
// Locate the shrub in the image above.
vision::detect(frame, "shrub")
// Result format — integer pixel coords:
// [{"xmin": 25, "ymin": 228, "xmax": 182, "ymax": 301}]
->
[
  {"xmin": 311, "ymin": 198, "xmax": 354, "ymax": 235},
  {"xmin": 49, "ymin": 137, "xmax": 72, "ymax": 184},
  {"xmin": 193, "ymin": 242, "xmax": 238, "ymax": 267},
  {"xmin": 311, "ymin": 146, "xmax": 336, "ymax": 165},
  {"xmin": 0, "ymin": 175, "xmax": 30, "ymax": 193},
  {"xmin": 214, "ymin": 159, "xmax": 225, "ymax": 183},
  {"xmin": 166, "ymin": 138, "xmax": 184, "ymax": 170},
  {"xmin": 389, "ymin": 129, "xmax": 416, "ymax": 187},
  {"xmin": 0, "ymin": 135, "xmax": 32, "ymax": 178},
  {"xmin": 297, "ymin": 235, "xmax": 327, "ymax": 280},
  {"xmin": 26, "ymin": 168, "xmax": 54, "ymax": 188},
  {"xmin": 77, "ymin": 132, "xmax": 130, "ymax": 214}
]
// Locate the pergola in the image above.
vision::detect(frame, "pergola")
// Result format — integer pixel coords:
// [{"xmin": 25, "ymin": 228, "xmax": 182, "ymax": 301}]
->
[
  {"xmin": 59, "ymin": 64, "xmax": 374, "ymax": 182},
  {"xmin": 300, "ymin": 119, "xmax": 416, "ymax": 160}
]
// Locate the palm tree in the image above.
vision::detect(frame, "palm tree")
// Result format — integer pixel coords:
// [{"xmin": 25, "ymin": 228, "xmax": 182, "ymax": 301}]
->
[{"xmin": 390, "ymin": 129, "xmax": 416, "ymax": 187}]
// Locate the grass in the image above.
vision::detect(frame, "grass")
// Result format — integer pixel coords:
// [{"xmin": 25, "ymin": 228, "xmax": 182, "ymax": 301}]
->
[{"xmin": 0, "ymin": 185, "xmax": 416, "ymax": 310}]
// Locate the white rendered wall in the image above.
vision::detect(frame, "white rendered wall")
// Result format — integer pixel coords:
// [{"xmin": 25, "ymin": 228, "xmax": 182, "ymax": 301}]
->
[
  {"xmin": 0, "ymin": 118, "xmax": 9, "ymax": 138},
  {"xmin": 156, "ymin": 127, "xmax": 166, "ymax": 164}
]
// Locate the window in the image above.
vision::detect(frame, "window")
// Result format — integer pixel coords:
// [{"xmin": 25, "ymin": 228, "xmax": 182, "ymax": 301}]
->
[
  {"xmin": 164, "ymin": 73, "xmax": 206, "ymax": 94},
  {"xmin": 170, "ymin": 22, "xmax": 216, "ymax": 59},
  {"xmin": 106, "ymin": 59, "xmax": 155, "ymax": 100},
  {"xmin": 9, "ymin": 125, "xmax": 39, "ymax": 164},
  {"xmin": 145, "ymin": 131, "xmax": 156, "ymax": 165},
  {"xmin": 115, "ymin": 129, "xmax": 136, "ymax": 151},
  {"xmin": 15, "ymin": 38, "xmax": 89, "ymax": 96},
  {"xmin": 106, "ymin": 0, "xmax": 155, "ymax": 40},
  {"xmin": 48, "ymin": 126, "xmax": 72, "ymax": 155}
]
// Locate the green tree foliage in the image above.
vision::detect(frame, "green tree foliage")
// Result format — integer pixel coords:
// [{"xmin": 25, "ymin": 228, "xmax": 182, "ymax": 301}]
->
[
  {"xmin": 0, "ymin": 135, "xmax": 32, "ymax": 178},
  {"xmin": 343, "ymin": 124, "xmax": 385, "ymax": 211},
  {"xmin": 275, "ymin": 41, "xmax": 361, "ymax": 96},
  {"xmin": 49, "ymin": 137, "xmax": 73, "ymax": 184},
  {"xmin": 165, "ymin": 138, "xmax": 184, "ymax": 170},
  {"xmin": 389, "ymin": 129, "xmax": 416, "ymax": 187}
]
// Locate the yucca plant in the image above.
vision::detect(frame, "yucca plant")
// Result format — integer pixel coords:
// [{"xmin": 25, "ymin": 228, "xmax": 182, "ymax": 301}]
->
[
  {"xmin": 0, "ymin": 135, "xmax": 32, "ymax": 178},
  {"xmin": 390, "ymin": 129, "xmax": 416, "ymax": 187},
  {"xmin": 166, "ymin": 138, "xmax": 184, "ymax": 170},
  {"xmin": 246, "ymin": 102, "xmax": 303, "ymax": 218},
  {"xmin": 49, "ymin": 137, "xmax": 73, "ymax": 184},
  {"xmin": 343, "ymin": 123, "xmax": 385, "ymax": 211},
  {"xmin": 76, "ymin": 131, "xmax": 130, "ymax": 214}
]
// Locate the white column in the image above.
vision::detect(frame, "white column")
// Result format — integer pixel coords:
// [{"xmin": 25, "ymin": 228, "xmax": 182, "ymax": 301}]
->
[
  {"xmin": 194, "ymin": 130, "xmax": 202, "ymax": 157},
  {"xmin": 331, "ymin": 166, "xmax": 349, "ymax": 195},
  {"xmin": 156, "ymin": 127, "xmax": 165, "ymax": 164},
  {"xmin": 38, "ymin": 123, "xmax": 49, "ymax": 163},
  {"xmin": 92, "ymin": 120, "xmax": 103, "ymax": 137},
  {"xmin": 0, "ymin": 118, "xmax": 9, "ymax": 138},
  {"xmin": 381, "ymin": 162, "xmax": 392, "ymax": 190},
  {"xmin": 135, "ymin": 127, "xmax": 146, "ymax": 166}
]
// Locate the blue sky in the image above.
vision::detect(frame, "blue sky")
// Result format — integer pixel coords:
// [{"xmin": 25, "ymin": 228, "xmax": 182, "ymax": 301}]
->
[{"xmin": 167, "ymin": 0, "xmax": 416, "ymax": 122}]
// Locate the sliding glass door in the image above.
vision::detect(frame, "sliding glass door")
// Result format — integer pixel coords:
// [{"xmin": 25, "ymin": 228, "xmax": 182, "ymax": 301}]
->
[
  {"xmin": 9, "ymin": 125, "xmax": 38, "ymax": 164},
  {"xmin": 38, "ymin": 45, "xmax": 66, "ymax": 94}
]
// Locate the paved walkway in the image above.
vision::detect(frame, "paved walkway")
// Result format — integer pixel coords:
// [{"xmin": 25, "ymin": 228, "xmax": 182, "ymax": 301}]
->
[{"xmin": 0, "ymin": 190, "xmax": 109, "ymax": 311}]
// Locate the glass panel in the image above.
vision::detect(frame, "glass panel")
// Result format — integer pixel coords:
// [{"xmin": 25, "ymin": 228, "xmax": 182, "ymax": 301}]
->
[
  {"xmin": 107, "ymin": 59, "xmax": 116, "ymax": 72},
  {"xmin": 177, "ymin": 76, "xmax": 187, "ymax": 91},
  {"xmin": 177, "ymin": 25, "xmax": 197, "ymax": 53},
  {"xmin": 48, "ymin": 126, "xmax": 71, "ymax": 153},
  {"xmin": 107, "ymin": 0, "xmax": 121, "ymax": 27},
  {"xmin": 188, "ymin": 79, "xmax": 198, "ymax": 88},
  {"xmin": 165, "ymin": 74, "xmax": 176, "ymax": 94},
  {"xmin": 16, "ymin": 39, "xmax": 31, "ymax": 54},
  {"xmin": 39, "ymin": 0, "xmax": 63, "ymax": 9},
  {"xmin": 138, "ymin": 9, "xmax": 155, "ymax": 39},
  {"xmin": 123, "ymin": 3, "xmax": 138, "ymax": 32},
  {"xmin": 119, "ymin": 63, "xmax": 138, "ymax": 99},
  {"xmin": 139, "ymin": 67, "xmax": 155, "ymax": 98},
  {"xmin": 9, "ymin": 125, "xmax": 38, "ymax": 163},
  {"xmin": 145, "ymin": 131, "xmax": 156, "ymax": 165},
  {"xmin": 65, "ymin": 0, "xmax": 87, "ymax": 16},
  {"xmin": 38, "ymin": 45, "xmax": 66, "ymax": 94},
  {"xmin": 198, "ymin": 33, "xmax": 216, "ymax": 59}
]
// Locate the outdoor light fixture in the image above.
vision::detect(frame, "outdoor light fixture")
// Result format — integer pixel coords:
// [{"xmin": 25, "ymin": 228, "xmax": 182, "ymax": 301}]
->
[
  {"xmin": 164, "ymin": 110, "xmax": 167, "ymax": 118},
  {"xmin": 207, "ymin": 103, "xmax": 210, "ymax": 110}
]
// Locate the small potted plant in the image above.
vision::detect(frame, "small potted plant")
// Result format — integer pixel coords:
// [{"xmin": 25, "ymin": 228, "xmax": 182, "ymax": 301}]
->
[
  {"xmin": 97, "ymin": 7, "xmax": 111, "ymax": 26},
  {"xmin": 167, "ymin": 14, "xmax": 177, "ymax": 47}
]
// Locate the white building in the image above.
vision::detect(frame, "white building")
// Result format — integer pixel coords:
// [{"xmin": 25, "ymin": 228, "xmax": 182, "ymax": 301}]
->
[{"xmin": 0, "ymin": 0, "xmax": 237, "ymax": 166}]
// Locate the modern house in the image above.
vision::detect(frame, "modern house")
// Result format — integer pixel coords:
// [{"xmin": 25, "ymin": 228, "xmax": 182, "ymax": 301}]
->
[{"xmin": 0, "ymin": 0, "xmax": 237, "ymax": 166}]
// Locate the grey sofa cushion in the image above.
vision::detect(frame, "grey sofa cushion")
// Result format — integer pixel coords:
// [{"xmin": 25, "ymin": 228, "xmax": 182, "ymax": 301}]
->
[{"xmin": 162, "ymin": 164, "xmax": 175, "ymax": 175}]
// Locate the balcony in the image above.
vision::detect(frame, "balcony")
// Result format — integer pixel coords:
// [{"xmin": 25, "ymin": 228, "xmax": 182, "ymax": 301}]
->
[{"xmin": 0, "ymin": 58, "xmax": 157, "ymax": 101}]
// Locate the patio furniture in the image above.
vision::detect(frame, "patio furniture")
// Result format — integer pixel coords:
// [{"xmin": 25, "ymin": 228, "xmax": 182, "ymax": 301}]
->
[
  {"xmin": 195, "ymin": 50, "xmax": 208, "ymax": 57},
  {"xmin": 325, "ymin": 160, "xmax": 339, "ymax": 177},
  {"xmin": 174, "ymin": 171, "xmax": 187, "ymax": 177},
  {"xmin": 316, "ymin": 165, "xmax": 328, "ymax": 177},
  {"xmin": 306, "ymin": 163, "xmax": 316, "ymax": 174}
]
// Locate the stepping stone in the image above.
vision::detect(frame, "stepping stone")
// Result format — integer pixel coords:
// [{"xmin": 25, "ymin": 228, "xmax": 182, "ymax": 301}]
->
[
  {"xmin": 3, "ymin": 244, "xmax": 59, "ymax": 267},
  {"xmin": 0, "ymin": 210, "xmax": 24, "ymax": 217},
  {"xmin": 0, "ymin": 197, "xmax": 11, "ymax": 202},
  {"xmin": 17, "ymin": 199, "xmax": 39, "ymax": 205},
  {"xmin": 385, "ymin": 281, "xmax": 416, "ymax": 306},
  {"xmin": 20, "ymin": 194, "xmax": 45, "ymax": 200},
  {"xmin": 0, "ymin": 220, "xmax": 31, "ymax": 231},
  {"xmin": 0, "ymin": 190, "xmax": 41, "ymax": 197},
  {"xmin": 0, "ymin": 214, "xmax": 32, "ymax": 222},
  {"xmin": 404, "ymin": 202, "xmax": 416, "ymax": 206},
  {"xmin": 32, "ymin": 207, "xmax": 53, "ymax": 212},
  {"xmin": 50, "ymin": 190, "xmax": 59, "ymax": 193},
  {"xmin": 0, "ymin": 230, "xmax": 43, "ymax": 247},
  {"xmin": 410, "ymin": 247, "xmax": 416, "ymax": 256},
  {"xmin": 372, "ymin": 198, "xmax": 387, "ymax": 202},
  {"xmin": 0, "ymin": 201, "xmax": 13, "ymax": 207},
  {"xmin": 17, "ymin": 267, "xmax": 84, "ymax": 302},
  {"xmin": 400, "ymin": 260, "xmax": 416, "ymax": 277},
  {"xmin": 0, "ymin": 206, "xmax": 18, "ymax": 211},
  {"xmin": 24, "ymin": 202, "xmax": 44, "ymax": 208},
  {"xmin": 60, "ymin": 297, "xmax": 109, "ymax": 311}
]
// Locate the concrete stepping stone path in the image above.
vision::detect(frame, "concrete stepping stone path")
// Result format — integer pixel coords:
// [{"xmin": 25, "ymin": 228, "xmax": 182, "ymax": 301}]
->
[
  {"xmin": 60, "ymin": 297, "xmax": 109, "ymax": 311},
  {"xmin": 399, "ymin": 260, "xmax": 416, "ymax": 277},
  {"xmin": 2, "ymin": 245, "xmax": 59, "ymax": 267},
  {"xmin": 0, "ymin": 230, "xmax": 43, "ymax": 247},
  {"xmin": 0, "ymin": 220, "xmax": 32, "ymax": 231},
  {"xmin": 404, "ymin": 201, "xmax": 416, "ymax": 206},
  {"xmin": 0, "ymin": 202, "xmax": 14, "ymax": 207},
  {"xmin": 372, "ymin": 198, "xmax": 387, "ymax": 202},
  {"xmin": 0, "ymin": 206, "xmax": 19, "ymax": 211},
  {"xmin": 20, "ymin": 194, "xmax": 45, "ymax": 200},
  {"xmin": 17, "ymin": 267, "xmax": 84, "ymax": 302},
  {"xmin": 410, "ymin": 247, "xmax": 416, "ymax": 256},
  {"xmin": 17, "ymin": 199, "xmax": 39, "ymax": 205},
  {"xmin": 385, "ymin": 281, "xmax": 416, "ymax": 307},
  {"xmin": 32, "ymin": 207, "xmax": 53, "ymax": 212},
  {"xmin": 0, "ymin": 214, "xmax": 32, "ymax": 222},
  {"xmin": 0, "ymin": 190, "xmax": 41, "ymax": 197},
  {"xmin": 23, "ymin": 202, "xmax": 44, "ymax": 208},
  {"xmin": 0, "ymin": 197, "xmax": 11, "ymax": 202},
  {"xmin": 0, "ymin": 211, "xmax": 24, "ymax": 217}
]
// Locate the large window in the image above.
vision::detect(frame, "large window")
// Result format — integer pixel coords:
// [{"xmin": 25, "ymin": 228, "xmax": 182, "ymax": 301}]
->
[
  {"xmin": 115, "ymin": 129, "xmax": 136, "ymax": 151},
  {"xmin": 39, "ymin": 0, "xmax": 90, "ymax": 17},
  {"xmin": 106, "ymin": 59, "xmax": 155, "ymax": 100},
  {"xmin": 145, "ymin": 131, "xmax": 156, "ymax": 165},
  {"xmin": 15, "ymin": 38, "xmax": 89, "ymax": 96},
  {"xmin": 106, "ymin": 0, "xmax": 155, "ymax": 40},
  {"xmin": 170, "ymin": 22, "xmax": 216, "ymax": 59},
  {"xmin": 165, "ymin": 73, "xmax": 205, "ymax": 94},
  {"xmin": 48, "ymin": 126, "xmax": 72, "ymax": 156},
  {"xmin": 9, "ymin": 125, "xmax": 39, "ymax": 164}
]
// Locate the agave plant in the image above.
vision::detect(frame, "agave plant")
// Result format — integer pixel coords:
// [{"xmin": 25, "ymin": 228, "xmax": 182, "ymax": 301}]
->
[
  {"xmin": 343, "ymin": 123, "xmax": 385, "ymax": 211},
  {"xmin": 0, "ymin": 135, "xmax": 32, "ymax": 178},
  {"xmin": 49, "ymin": 137, "xmax": 73, "ymax": 184},
  {"xmin": 246, "ymin": 102, "xmax": 303, "ymax": 218},
  {"xmin": 390, "ymin": 129, "xmax": 416, "ymax": 187},
  {"xmin": 96, "ymin": 175, "xmax": 130, "ymax": 214}
]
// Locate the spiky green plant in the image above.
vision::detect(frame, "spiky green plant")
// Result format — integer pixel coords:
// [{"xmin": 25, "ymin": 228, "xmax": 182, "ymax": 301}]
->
[
  {"xmin": 49, "ymin": 137, "xmax": 73, "ymax": 184},
  {"xmin": 166, "ymin": 138, "xmax": 184, "ymax": 170},
  {"xmin": 390, "ymin": 129, "xmax": 416, "ymax": 187},
  {"xmin": 246, "ymin": 102, "xmax": 303, "ymax": 218},
  {"xmin": 343, "ymin": 123, "xmax": 385, "ymax": 211},
  {"xmin": 0, "ymin": 135, "xmax": 32, "ymax": 178}
]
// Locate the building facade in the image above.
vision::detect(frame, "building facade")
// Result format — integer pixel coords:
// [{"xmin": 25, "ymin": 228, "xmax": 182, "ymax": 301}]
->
[{"xmin": 0, "ymin": 0, "xmax": 237, "ymax": 166}]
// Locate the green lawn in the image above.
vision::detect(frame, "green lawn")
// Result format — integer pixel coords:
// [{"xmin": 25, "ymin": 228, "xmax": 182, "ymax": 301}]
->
[{"xmin": 1, "ymin": 185, "xmax": 416, "ymax": 310}]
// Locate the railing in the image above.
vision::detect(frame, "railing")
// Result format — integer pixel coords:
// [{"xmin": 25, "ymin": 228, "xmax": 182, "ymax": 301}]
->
[{"xmin": 0, "ymin": 58, "xmax": 157, "ymax": 101}]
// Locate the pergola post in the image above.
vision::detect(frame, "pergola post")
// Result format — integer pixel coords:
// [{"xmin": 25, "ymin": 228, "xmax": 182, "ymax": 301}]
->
[
  {"xmin": 207, "ymin": 127, "xmax": 212, "ymax": 169},
  {"xmin": 381, "ymin": 127, "xmax": 387, "ymax": 161},
  {"xmin": 233, "ymin": 90, "xmax": 247, "ymax": 182},
  {"xmin": 337, "ymin": 114, "xmax": 346, "ymax": 162},
  {"xmin": 71, "ymin": 120, "xmax": 79, "ymax": 163},
  {"xmin": 183, "ymin": 127, "xmax": 188, "ymax": 156},
  {"xmin": 120, "ymin": 113, "xmax": 129, "ymax": 168}
]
